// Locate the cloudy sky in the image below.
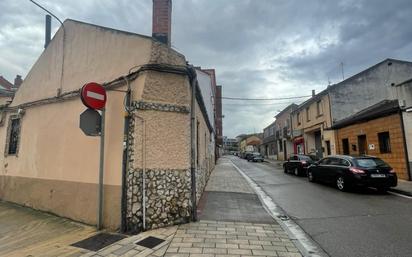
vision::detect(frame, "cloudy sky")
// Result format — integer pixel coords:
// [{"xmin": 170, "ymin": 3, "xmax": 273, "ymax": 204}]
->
[{"xmin": 1, "ymin": 0, "xmax": 412, "ymax": 137}]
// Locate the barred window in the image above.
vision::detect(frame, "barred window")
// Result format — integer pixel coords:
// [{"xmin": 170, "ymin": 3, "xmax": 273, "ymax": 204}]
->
[
  {"xmin": 7, "ymin": 117, "xmax": 21, "ymax": 155},
  {"xmin": 378, "ymin": 132, "xmax": 391, "ymax": 153}
]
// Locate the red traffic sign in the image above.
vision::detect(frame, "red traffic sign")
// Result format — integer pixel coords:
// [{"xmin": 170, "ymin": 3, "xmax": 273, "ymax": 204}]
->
[{"xmin": 81, "ymin": 82, "xmax": 107, "ymax": 110}]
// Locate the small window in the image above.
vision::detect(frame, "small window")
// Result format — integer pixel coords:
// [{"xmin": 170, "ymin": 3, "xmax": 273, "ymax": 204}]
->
[
  {"xmin": 378, "ymin": 132, "xmax": 391, "ymax": 153},
  {"xmin": 7, "ymin": 117, "xmax": 21, "ymax": 155},
  {"xmin": 297, "ymin": 112, "xmax": 301, "ymax": 125},
  {"xmin": 342, "ymin": 138, "xmax": 350, "ymax": 155},
  {"xmin": 278, "ymin": 139, "xmax": 283, "ymax": 151},
  {"xmin": 317, "ymin": 100, "xmax": 323, "ymax": 116},
  {"xmin": 306, "ymin": 107, "xmax": 310, "ymax": 121}
]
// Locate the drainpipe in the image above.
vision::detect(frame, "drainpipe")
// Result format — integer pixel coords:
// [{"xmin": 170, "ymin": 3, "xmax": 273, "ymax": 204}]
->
[
  {"xmin": 189, "ymin": 67, "xmax": 198, "ymax": 221},
  {"xmin": 399, "ymin": 110, "xmax": 411, "ymax": 181},
  {"xmin": 132, "ymin": 114, "xmax": 146, "ymax": 230},
  {"xmin": 120, "ymin": 77, "xmax": 131, "ymax": 232}
]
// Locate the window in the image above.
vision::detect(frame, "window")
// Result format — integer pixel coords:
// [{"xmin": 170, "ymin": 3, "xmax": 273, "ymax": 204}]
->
[
  {"xmin": 319, "ymin": 158, "xmax": 331, "ymax": 165},
  {"xmin": 7, "ymin": 117, "xmax": 21, "ymax": 155},
  {"xmin": 297, "ymin": 112, "xmax": 301, "ymax": 125},
  {"xmin": 306, "ymin": 107, "xmax": 310, "ymax": 121},
  {"xmin": 378, "ymin": 132, "xmax": 391, "ymax": 153},
  {"xmin": 278, "ymin": 139, "xmax": 283, "ymax": 151},
  {"xmin": 337, "ymin": 158, "xmax": 350, "ymax": 167},
  {"xmin": 342, "ymin": 138, "xmax": 350, "ymax": 155},
  {"xmin": 325, "ymin": 140, "xmax": 331, "ymax": 155},
  {"xmin": 317, "ymin": 100, "xmax": 323, "ymax": 116}
]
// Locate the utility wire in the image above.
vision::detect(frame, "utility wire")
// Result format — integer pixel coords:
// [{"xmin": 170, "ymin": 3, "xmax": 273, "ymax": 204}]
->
[{"xmin": 220, "ymin": 95, "xmax": 311, "ymax": 101}]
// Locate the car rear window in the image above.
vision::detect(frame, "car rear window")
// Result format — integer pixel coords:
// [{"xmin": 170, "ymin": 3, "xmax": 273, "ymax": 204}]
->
[{"xmin": 355, "ymin": 158, "xmax": 390, "ymax": 168}]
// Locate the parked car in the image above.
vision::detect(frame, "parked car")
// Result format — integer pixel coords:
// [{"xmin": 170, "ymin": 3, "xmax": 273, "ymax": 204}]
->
[
  {"xmin": 283, "ymin": 154, "xmax": 316, "ymax": 176},
  {"xmin": 307, "ymin": 155, "xmax": 397, "ymax": 192},
  {"xmin": 247, "ymin": 152, "xmax": 264, "ymax": 162}
]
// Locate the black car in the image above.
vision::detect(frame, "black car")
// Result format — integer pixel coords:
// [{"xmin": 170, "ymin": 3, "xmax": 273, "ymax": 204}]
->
[
  {"xmin": 283, "ymin": 154, "xmax": 315, "ymax": 176},
  {"xmin": 307, "ymin": 155, "xmax": 397, "ymax": 192},
  {"xmin": 247, "ymin": 152, "xmax": 264, "ymax": 162}
]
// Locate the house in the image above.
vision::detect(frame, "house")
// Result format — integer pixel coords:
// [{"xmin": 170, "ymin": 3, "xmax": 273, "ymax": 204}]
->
[
  {"xmin": 275, "ymin": 104, "xmax": 298, "ymax": 160},
  {"xmin": 239, "ymin": 134, "xmax": 262, "ymax": 154},
  {"xmin": 0, "ymin": 75, "xmax": 21, "ymax": 105},
  {"xmin": 332, "ymin": 100, "xmax": 410, "ymax": 180},
  {"xmin": 291, "ymin": 91, "xmax": 333, "ymax": 159},
  {"xmin": 0, "ymin": 0, "xmax": 218, "ymax": 233},
  {"xmin": 222, "ymin": 137, "xmax": 239, "ymax": 154},
  {"xmin": 292, "ymin": 59, "xmax": 412, "ymax": 160},
  {"xmin": 261, "ymin": 121, "xmax": 277, "ymax": 159}
]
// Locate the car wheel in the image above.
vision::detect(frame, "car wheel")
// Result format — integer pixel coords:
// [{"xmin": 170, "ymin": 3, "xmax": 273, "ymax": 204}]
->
[
  {"xmin": 294, "ymin": 168, "xmax": 299, "ymax": 176},
  {"xmin": 308, "ymin": 170, "xmax": 315, "ymax": 182},
  {"xmin": 336, "ymin": 176, "xmax": 347, "ymax": 191}
]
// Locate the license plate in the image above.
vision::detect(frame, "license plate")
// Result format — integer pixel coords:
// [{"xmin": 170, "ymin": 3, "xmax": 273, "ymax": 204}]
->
[{"xmin": 371, "ymin": 174, "xmax": 386, "ymax": 178}]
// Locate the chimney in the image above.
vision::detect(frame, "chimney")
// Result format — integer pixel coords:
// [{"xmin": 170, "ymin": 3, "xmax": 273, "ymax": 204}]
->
[
  {"xmin": 14, "ymin": 75, "xmax": 23, "ymax": 89},
  {"xmin": 45, "ymin": 15, "xmax": 51, "ymax": 48},
  {"xmin": 312, "ymin": 89, "xmax": 315, "ymax": 97},
  {"xmin": 152, "ymin": 0, "xmax": 172, "ymax": 46}
]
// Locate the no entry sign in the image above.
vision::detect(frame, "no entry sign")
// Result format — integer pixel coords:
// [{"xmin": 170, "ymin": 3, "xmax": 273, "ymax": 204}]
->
[{"xmin": 81, "ymin": 82, "xmax": 107, "ymax": 110}]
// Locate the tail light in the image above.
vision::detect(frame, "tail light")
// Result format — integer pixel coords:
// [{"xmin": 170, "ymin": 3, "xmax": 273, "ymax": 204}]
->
[
  {"xmin": 350, "ymin": 167, "xmax": 365, "ymax": 174},
  {"xmin": 389, "ymin": 169, "xmax": 396, "ymax": 173}
]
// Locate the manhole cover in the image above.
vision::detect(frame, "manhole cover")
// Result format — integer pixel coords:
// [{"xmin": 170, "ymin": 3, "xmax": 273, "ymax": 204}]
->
[
  {"xmin": 135, "ymin": 236, "xmax": 165, "ymax": 249},
  {"xmin": 71, "ymin": 232, "xmax": 126, "ymax": 251}
]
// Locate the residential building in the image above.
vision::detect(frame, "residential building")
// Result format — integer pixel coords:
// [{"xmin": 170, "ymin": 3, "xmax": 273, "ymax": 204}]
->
[
  {"xmin": 291, "ymin": 92, "xmax": 333, "ymax": 159},
  {"xmin": 275, "ymin": 104, "xmax": 298, "ymax": 160},
  {"xmin": 292, "ymin": 58, "xmax": 412, "ymax": 160},
  {"xmin": 223, "ymin": 137, "xmax": 239, "ymax": 154},
  {"xmin": 332, "ymin": 100, "xmax": 410, "ymax": 180},
  {"xmin": 261, "ymin": 121, "xmax": 277, "ymax": 159},
  {"xmin": 239, "ymin": 134, "xmax": 262, "ymax": 153},
  {"xmin": 0, "ymin": 0, "xmax": 218, "ymax": 233},
  {"xmin": 0, "ymin": 76, "xmax": 13, "ymax": 90}
]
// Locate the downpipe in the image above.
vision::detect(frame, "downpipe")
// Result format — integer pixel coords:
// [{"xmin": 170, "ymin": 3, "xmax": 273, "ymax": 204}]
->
[{"xmin": 189, "ymin": 66, "xmax": 198, "ymax": 221}]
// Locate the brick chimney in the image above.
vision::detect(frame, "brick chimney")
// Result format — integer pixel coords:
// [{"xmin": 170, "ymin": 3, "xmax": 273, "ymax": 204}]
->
[
  {"xmin": 14, "ymin": 75, "xmax": 22, "ymax": 89},
  {"xmin": 152, "ymin": 0, "xmax": 172, "ymax": 47}
]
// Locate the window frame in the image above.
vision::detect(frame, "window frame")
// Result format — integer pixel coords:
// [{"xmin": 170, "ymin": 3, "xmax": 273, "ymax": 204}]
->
[
  {"xmin": 306, "ymin": 107, "xmax": 310, "ymax": 122},
  {"xmin": 378, "ymin": 131, "xmax": 391, "ymax": 153},
  {"xmin": 5, "ymin": 115, "xmax": 21, "ymax": 156},
  {"xmin": 316, "ymin": 100, "xmax": 323, "ymax": 117}
]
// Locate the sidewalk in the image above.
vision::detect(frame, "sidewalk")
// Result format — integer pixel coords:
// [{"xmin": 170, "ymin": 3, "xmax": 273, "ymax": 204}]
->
[
  {"xmin": 389, "ymin": 179, "xmax": 412, "ymax": 196},
  {"xmin": 79, "ymin": 157, "xmax": 302, "ymax": 257}
]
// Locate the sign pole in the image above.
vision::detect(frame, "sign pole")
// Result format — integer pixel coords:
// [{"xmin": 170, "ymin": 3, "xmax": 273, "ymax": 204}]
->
[{"xmin": 97, "ymin": 108, "xmax": 105, "ymax": 230}]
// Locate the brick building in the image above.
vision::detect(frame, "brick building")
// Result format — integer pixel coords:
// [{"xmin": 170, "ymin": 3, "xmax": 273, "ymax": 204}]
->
[{"xmin": 332, "ymin": 100, "xmax": 410, "ymax": 180}]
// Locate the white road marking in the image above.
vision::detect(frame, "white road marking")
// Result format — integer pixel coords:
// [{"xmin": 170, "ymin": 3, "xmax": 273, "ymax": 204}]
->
[
  {"xmin": 87, "ymin": 91, "xmax": 105, "ymax": 100},
  {"xmin": 388, "ymin": 191, "xmax": 412, "ymax": 199},
  {"xmin": 231, "ymin": 160, "xmax": 329, "ymax": 257}
]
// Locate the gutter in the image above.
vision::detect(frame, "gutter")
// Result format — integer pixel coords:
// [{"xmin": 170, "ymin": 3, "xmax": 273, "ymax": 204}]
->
[{"xmin": 188, "ymin": 66, "xmax": 198, "ymax": 222}]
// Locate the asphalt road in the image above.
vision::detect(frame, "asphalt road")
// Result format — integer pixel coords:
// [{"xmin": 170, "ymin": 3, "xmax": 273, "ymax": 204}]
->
[{"xmin": 230, "ymin": 156, "xmax": 412, "ymax": 257}]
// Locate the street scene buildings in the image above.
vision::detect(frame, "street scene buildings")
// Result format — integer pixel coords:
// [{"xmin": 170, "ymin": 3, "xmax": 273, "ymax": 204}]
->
[{"xmin": 1, "ymin": 1, "xmax": 412, "ymax": 257}]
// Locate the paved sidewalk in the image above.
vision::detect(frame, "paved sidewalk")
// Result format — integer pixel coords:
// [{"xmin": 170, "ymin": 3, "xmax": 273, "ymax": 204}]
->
[
  {"xmin": 389, "ymin": 179, "xmax": 412, "ymax": 196},
  {"xmin": 79, "ymin": 157, "xmax": 302, "ymax": 257}
]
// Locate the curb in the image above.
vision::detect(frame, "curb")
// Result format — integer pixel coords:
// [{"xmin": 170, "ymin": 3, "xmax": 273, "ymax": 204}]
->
[{"xmin": 388, "ymin": 188, "xmax": 412, "ymax": 197}]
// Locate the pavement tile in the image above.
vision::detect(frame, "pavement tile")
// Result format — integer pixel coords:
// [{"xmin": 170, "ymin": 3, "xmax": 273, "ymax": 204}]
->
[
  {"xmin": 249, "ymin": 240, "xmax": 272, "ymax": 245},
  {"xmin": 286, "ymin": 246, "xmax": 300, "ymax": 252},
  {"xmin": 263, "ymin": 245, "xmax": 288, "ymax": 251},
  {"xmin": 203, "ymin": 247, "xmax": 228, "ymax": 254},
  {"xmin": 206, "ymin": 230, "xmax": 227, "ymax": 235},
  {"xmin": 98, "ymin": 244, "xmax": 123, "ymax": 255},
  {"xmin": 164, "ymin": 254, "xmax": 189, "ymax": 257},
  {"xmin": 181, "ymin": 237, "xmax": 204, "ymax": 243},
  {"xmin": 178, "ymin": 247, "xmax": 202, "ymax": 254},
  {"xmin": 238, "ymin": 244, "xmax": 263, "ymax": 250},
  {"xmin": 135, "ymin": 249, "xmax": 154, "ymax": 257},
  {"xmin": 227, "ymin": 248, "xmax": 252, "ymax": 255},
  {"xmin": 204, "ymin": 238, "xmax": 227, "ymax": 243},
  {"xmin": 226, "ymin": 239, "xmax": 249, "ymax": 244},
  {"xmin": 252, "ymin": 249, "xmax": 279, "ymax": 256},
  {"xmin": 236, "ymin": 236, "xmax": 259, "ymax": 240},
  {"xmin": 112, "ymin": 244, "xmax": 136, "ymax": 256},
  {"xmin": 119, "ymin": 249, "xmax": 139, "ymax": 257},
  {"xmin": 166, "ymin": 247, "xmax": 178, "ymax": 253},
  {"xmin": 276, "ymin": 251, "xmax": 302, "ymax": 257},
  {"xmin": 216, "ymin": 243, "xmax": 239, "ymax": 249},
  {"xmin": 189, "ymin": 254, "xmax": 215, "ymax": 257},
  {"xmin": 192, "ymin": 242, "xmax": 216, "ymax": 248},
  {"xmin": 169, "ymin": 242, "xmax": 192, "ymax": 248}
]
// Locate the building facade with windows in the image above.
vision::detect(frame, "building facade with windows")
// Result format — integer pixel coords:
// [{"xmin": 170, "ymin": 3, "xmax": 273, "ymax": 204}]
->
[
  {"xmin": 261, "ymin": 121, "xmax": 277, "ymax": 159},
  {"xmin": 332, "ymin": 100, "xmax": 410, "ymax": 180},
  {"xmin": 275, "ymin": 104, "xmax": 297, "ymax": 161},
  {"xmin": 291, "ymin": 93, "xmax": 334, "ymax": 160}
]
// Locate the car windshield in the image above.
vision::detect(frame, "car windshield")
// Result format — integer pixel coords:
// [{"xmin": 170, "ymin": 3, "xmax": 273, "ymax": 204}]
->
[
  {"xmin": 355, "ymin": 158, "xmax": 390, "ymax": 168},
  {"xmin": 298, "ymin": 155, "xmax": 313, "ymax": 161},
  {"xmin": 253, "ymin": 153, "xmax": 261, "ymax": 156}
]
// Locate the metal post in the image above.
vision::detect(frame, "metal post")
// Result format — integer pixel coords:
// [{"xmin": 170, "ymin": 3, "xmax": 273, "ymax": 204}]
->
[{"xmin": 97, "ymin": 108, "xmax": 105, "ymax": 230}]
